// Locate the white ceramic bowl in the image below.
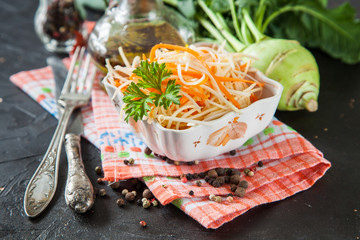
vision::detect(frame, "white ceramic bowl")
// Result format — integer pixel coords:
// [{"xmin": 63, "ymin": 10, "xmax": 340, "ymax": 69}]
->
[{"xmin": 103, "ymin": 70, "xmax": 283, "ymax": 162}]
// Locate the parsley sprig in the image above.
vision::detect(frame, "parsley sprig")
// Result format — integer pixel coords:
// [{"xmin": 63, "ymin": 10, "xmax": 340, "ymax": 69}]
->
[{"xmin": 123, "ymin": 61, "xmax": 182, "ymax": 122}]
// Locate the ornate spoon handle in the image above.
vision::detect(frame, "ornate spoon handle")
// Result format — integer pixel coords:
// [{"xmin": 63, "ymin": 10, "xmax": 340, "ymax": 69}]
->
[
  {"xmin": 64, "ymin": 133, "xmax": 94, "ymax": 213},
  {"xmin": 24, "ymin": 106, "xmax": 74, "ymax": 218}
]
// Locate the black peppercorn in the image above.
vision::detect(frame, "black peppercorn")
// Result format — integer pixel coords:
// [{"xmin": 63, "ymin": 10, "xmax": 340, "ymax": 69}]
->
[
  {"xmin": 125, "ymin": 192, "xmax": 135, "ymax": 201},
  {"xmin": 208, "ymin": 178, "xmax": 215, "ymax": 185},
  {"xmin": 160, "ymin": 155, "xmax": 167, "ymax": 160},
  {"xmin": 124, "ymin": 159, "xmax": 129, "ymax": 165},
  {"xmin": 116, "ymin": 198, "xmax": 125, "ymax": 207},
  {"xmin": 142, "ymin": 189, "xmax": 153, "ymax": 199},
  {"xmin": 216, "ymin": 176, "xmax": 225, "ymax": 185},
  {"xmin": 187, "ymin": 161, "xmax": 195, "ymax": 166},
  {"xmin": 99, "ymin": 189, "xmax": 107, "ymax": 197},
  {"xmin": 227, "ymin": 193, "xmax": 233, "ymax": 197},
  {"xmin": 186, "ymin": 173, "xmax": 193, "ymax": 180},
  {"xmin": 226, "ymin": 169, "xmax": 232, "ymax": 176},
  {"xmin": 189, "ymin": 190, "xmax": 194, "ymax": 196},
  {"xmin": 208, "ymin": 169, "xmax": 218, "ymax": 178},
  {"xmin": 144, "ymin": 147, "xmax": 152, "ymax": 155},
  {"xmin": 95, "ymin": 166, "xmax": 102, "ymax": 175},
  {"xmin": 216, "ymin": 168, "xmax": 226, "ymax": 176},
  {"xmin": 230, "ymin": 175, "xmax": 240, "ymax": 185},
  {"xmin": 212, "ymin": 179, "xmax": 222, "ymax": 187},
  {"xmin": 239, "ymin": 180, "xmax": 248, "ymax": 189},
  {"xmin": 230, "ymin": 184, "xmax": 237, "ymax": 192},
  {"xmin": 199, "ymin": 172, "xmax": 206, "ymax": 178},
  {"xmin": 154, "ymin": 153, "xmax": 160, "ymax": 158},
  {"xmin": 258, "ymin": 161, "xmax": 264, "ymax": 167},
  {"xmin": 204, "ymin": 175, "xmax": 210, "ymax": 182},
  {"xmin": 196, "ymin": 180, "xmax": 202, "ymax": 187},
  {"xmin": 229, "ymin": 150, "xmax": 237, "ymax": 156},
  {"xmin": 166, "ymin": 158, "xmax": 174, "ymax": 164},
  {"xmin": 235, "ymin": 187, "xmax": 246, "ymax": 197},
  {"xmin": 224, "ymin": 176, "xmax": 230, "ymax": 183}
]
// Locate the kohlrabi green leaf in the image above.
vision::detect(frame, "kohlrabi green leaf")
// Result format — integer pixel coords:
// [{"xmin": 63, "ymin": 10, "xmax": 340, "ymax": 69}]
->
[{"xmin": 265, "ymin": 1, "xmax": 360, "ymax": 64}]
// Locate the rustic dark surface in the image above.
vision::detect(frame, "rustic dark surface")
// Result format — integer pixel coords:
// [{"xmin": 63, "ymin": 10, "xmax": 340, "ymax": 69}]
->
[{"xmin": 0, "ymin": 1, "xmax": 359, "ymax": 239}]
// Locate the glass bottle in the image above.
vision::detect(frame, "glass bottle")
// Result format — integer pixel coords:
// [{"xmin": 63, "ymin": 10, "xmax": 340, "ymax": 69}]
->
[
  {"xmin": 34, "ymin": 0, "xmax": 86, "ymax": 53},
  {"xmin": 87, "ymin": 0, "xmax": 195, "ymax": 72}
]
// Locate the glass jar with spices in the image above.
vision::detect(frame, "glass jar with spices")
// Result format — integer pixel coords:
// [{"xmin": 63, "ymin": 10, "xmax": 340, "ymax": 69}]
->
[
  {"xmin": 87, "ymin": 0, "xmax": 195, "ymax": 72},
  {"xmin": 34, "ymin": 0, "xmax": 86, "ymax": 53}
]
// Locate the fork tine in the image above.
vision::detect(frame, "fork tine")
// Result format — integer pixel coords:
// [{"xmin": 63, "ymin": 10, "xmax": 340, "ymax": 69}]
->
[
  {"xmin": 77, "ymin": 53, "xmax": 91, "ymax": 93},
  {"xmin": 70, "ymin": 47, "xmax": 86, "ymax": 93},
  {"xmin": 85, "ymin": 66, "xmax": 96, "ymax": 97},
  {"xmin": 61, "ymin": 47, "xmax": 80, "ymax": 95}
]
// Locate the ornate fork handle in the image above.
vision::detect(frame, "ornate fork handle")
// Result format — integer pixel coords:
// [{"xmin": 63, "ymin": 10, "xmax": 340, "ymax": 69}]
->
[
  {"xmin": 64, "ymin": 133, "xmax": 94, "ymax": 213},
  {"xmin": 24, "ymin": 105, "xmax": 75, "ymax": 218}
]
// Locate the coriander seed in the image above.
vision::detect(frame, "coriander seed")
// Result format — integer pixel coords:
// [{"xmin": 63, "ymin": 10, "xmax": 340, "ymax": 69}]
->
[
  {"xmin": 122, "ymin": 189, "xmax": 129, "ymax": 196},
  {"xmin": 99, "ymin": 189, "xmax": 107, "ymax": 197},
  {"xmin": 116, "ymin": 198, "xmax": 125, "ymax": 207},
  {"xmin": 209, "ymin": 194, "xmax": 216, "ymax": 201}
]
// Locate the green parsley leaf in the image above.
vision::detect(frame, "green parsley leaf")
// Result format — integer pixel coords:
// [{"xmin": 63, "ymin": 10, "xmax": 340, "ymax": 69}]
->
[{"xmin": 122, "ymin": 61, "xmax": 182, "ymax": 122}]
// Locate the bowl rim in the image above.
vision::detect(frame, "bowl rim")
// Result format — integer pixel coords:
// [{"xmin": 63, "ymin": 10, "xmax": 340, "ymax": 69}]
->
[{"xmin": 102, "ymin": 70, "xmax": 283, "ymax": 133}]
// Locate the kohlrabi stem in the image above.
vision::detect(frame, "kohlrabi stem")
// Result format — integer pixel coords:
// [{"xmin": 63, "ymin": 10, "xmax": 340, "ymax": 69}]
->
[
  {"xmin": 255, "ymin": 0, "xmax": 267, "ymax": 29},
  {"xmin": 262, "ymin": 5, "xmax": 352, "ymax": 39},
  {"xmin": 228, "ymin": 0, "xmax": 244, "ymax": 43},
  {"xmin": 198, "ymin": 0, "xmax": 245, "ymax": 51},
  {"xmin": 216, "ymin": 13, "xmax": 231, "ymax": 33},
  {"xmin": 242, "ymin": 9, "xmax": 266, "ymax": 42},
  {"xmin": 162, "ymin": 0, "xmax": 177, "ymax": 7},
  {"xmin": 197, "ymin": 17, "xmax": 235, "ymax": 52},
  {"xmin": 241, "ymin": 19, "xmax": 252, "ymax": 45}
]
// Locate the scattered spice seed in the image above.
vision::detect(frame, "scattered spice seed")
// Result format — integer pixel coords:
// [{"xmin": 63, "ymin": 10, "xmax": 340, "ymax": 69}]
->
[
  {"xmin": 97, "ymin": 178, "xmax": 103, "ymax": 184},
  {"xmin": 122, "ymin": 189, "xmax": 129, "ymax": 196},
  {"xmin": 189, "ymin": 190, "xmax": 194, "ymax": 196},
  {"xmin": 131, "ymin": 191, "xmax": 137, "ymax": 196},
  {"xmin": 186, "ymin": 173, "xmax": 193, "ymax": 180},
  {"xmin": 244, "ymin": 169, "xmax": 250, "ymax": 175},
  {"xmin": 143, "ymin": 189, "xmax": 153, "ymax": 199},
  {"xmin": 230, "ymin": 184, "xmax": 238, "ymax": 192},
  {"xmin": 142, "ymin": 201, "xmax": 151, "ymax": 208},
  {"xmin": 109, "ymin": 181, "xmax": 120, "ymax": 189},
  {"xmin": 227, "ymin": 196, "xmax": 234, "ymax": 202},
  {"xmin": 209, "ymin": 194, "xmax": 216, "ymax": 201},
  {"xmin": 239, "ymin": 180, "xmax": 248, "ymax": 189},
  {"xmin": 124, "ymin": 159, "xmax": 129, "ymax": 165},
  {"xmin": 229, "ymin": 150, "xmax": 236, "ymax": 156},
  {"xmin": 227, "ymin": 193, "xmax": 233, "ymax": 197},
  {"xmin": 208, "ymin": 169, "xmax": 218, "ymax": 178},
  {"xmin": 257, "ymin": 161, "xmax": 263, "ymax": 167},
  {"xmin": 181, "ymin": 177, "xmax": 187, "ymax": 183},
  {"xmin": 324, "ymin": 128, "xmax": 328, "ymax": 132},
  {"xmin": 187, "ymin": 161, "xmax": 195, "ymax": 166},
  {"xmin": 166, "ymin": 159, "xmax": 174, "ymax": 164},
  {"xmin": 95, "ymin": 166, "xmax": 102, "ymax": 175},
  {"xmin": 212, "ymin": 179, "xmax": 222, "ymax": 188},
  {"xmin": 196, "ymin": 180, "xmax": 202, "ymax": 187},
  {"xmin": 142, "ymin": 198, "xmax": 148, "ymax": 203},
  {"xmin": 216, "ymin": 168, "xmax": 225, "ymax": 176},
  {"xmin": 194, "ymin": 160, "xmax": 200, "ymax": 165},
  {"xmin": 234, "ymin": 187, "xmax": 246, "ymax": 197},
  {"xmin": 215, "ymin": 196, "xmax": 222, "ymax": 203},
  {"xmin": 128, "ymin": 158, "xmax": 135, "ymax": 165},
  {"xmin": 174, "ymin": 161, "xmax": 180, "ymax": 165},
  {"xmin": 140, "ymin": 220, "xmax": 147, "ymax": 227},
  {"xmin": 247, "ymin": 171, "xmax": 255, "ymax": 177},
  {"xmin": 144, "ymin": 147, "xmax": 152, "ymax": 155},
  {"xmin": 116, "ymin": 198, "xmax": 125, "ymax": 207},
  {"xmin": 152, "ymin": 200, "xmax": 158, "ymax": 207},
  {"xmin": 99, "ymin": 189, "xmax": 107, "ymax": 197},
  {"xmin": 230, "ymin": 175, "xmax": 240, "ymax": 185},
  {"xmin": 125, "ymin": 192, "xmax": 135, "ymax": 201}
]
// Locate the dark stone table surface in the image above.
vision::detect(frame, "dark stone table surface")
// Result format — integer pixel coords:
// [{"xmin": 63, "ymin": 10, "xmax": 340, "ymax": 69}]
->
[{"xmin": 0, "ymin": 0, "xmax": 359, "ymax": 239}]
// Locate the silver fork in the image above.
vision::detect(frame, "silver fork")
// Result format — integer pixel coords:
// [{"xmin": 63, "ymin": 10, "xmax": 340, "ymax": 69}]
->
[{"xmin": 24, "ymin": 47, "xmax": 95, "ymax": 218}]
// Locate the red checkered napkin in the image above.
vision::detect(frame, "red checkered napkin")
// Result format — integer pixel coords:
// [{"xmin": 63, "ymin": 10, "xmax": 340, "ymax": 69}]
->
[{"xmin": 10, "ymin": 61, "xmax": 331, "ymax": 229}]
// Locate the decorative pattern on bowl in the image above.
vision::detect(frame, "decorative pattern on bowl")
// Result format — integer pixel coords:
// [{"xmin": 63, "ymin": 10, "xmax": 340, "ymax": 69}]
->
[{"xmin": 103, "ymin": 70, "xmax": 283, "ymax": 162}]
